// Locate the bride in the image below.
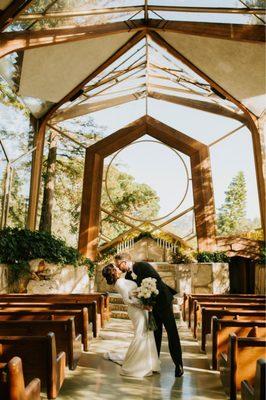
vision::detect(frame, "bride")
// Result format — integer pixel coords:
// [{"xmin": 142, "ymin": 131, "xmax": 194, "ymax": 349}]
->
[{"xmin": 102, "ymin": 264, "xmax": 160, "ymax": 377}]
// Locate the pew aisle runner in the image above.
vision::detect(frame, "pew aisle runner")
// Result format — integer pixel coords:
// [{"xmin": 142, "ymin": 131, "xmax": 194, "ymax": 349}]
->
[{"xmin": 53, "ymin": 319, "xmax": 226, "ymax": 400}]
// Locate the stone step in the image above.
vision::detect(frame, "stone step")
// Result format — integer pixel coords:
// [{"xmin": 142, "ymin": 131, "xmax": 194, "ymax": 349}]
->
[
  {"xmin": 110, "ymin": 303, "xmax": 128, "ymax": 312},
  {"xmin": 109, "ymin": 293, "xmax": 181, "ymax": 306},
  {"xmin": 111, "ymin": 310, "xmax": 129, "ymax": 319},
  {"xmin": 110, "ymin": 303, "xmax": 181, "ymax": 320}
]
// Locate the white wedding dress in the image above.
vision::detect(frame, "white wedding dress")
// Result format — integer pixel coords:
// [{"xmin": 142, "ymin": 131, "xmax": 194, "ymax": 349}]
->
[{"xmin": 104, "ymin": 278, "xmax": 160, "ymax": 377}]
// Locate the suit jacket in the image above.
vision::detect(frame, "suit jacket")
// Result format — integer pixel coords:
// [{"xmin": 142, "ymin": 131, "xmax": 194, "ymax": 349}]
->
[{"xmin": 132, "ymin": 261, "xmax": 177, "ymax": 312}]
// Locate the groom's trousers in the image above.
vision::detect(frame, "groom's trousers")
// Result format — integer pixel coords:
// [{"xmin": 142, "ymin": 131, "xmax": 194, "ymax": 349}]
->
[{"xmin": 153, "ymin": 305, "xmax": 183, "ymax": 367}]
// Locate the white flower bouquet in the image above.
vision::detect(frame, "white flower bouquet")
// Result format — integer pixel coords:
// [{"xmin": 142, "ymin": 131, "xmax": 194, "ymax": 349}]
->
[{"xmin": 135, "ymin": 277, "xmax": 159, "ymax": 330}]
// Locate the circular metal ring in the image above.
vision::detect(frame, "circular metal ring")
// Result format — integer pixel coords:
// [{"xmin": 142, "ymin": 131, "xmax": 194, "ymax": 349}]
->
[{"xmin": 104, "ymin": 139, "xmax": 190, "ymax": 223}]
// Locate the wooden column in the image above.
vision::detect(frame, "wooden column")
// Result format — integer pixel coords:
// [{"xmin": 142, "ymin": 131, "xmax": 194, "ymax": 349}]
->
[
  {"xmin": 78, "ymin": 149, "xmax": 104, "ymax": 260},
  {"xmin": 27, "ymin": 118, "xmax": 46, "ymax": 230},
  {"xmin": 250, "ymin": 113, "xmax": 266, "ymax": 239},
  {"xmin": 191, "ymin": 146, "xmax": 216, "ymax": 251}
]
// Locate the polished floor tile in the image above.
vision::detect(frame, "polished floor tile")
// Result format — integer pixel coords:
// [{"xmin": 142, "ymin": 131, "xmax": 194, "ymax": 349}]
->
[{"xmin": 45, "ymin": 319, "xmax": 227, "ymax": 400}]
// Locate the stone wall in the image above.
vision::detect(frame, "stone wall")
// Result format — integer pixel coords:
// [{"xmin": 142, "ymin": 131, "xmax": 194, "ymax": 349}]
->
[
  {"xmin": 27, "ymin": 264, "xmax": 89, "ymax": 294},
  {"xmin": 255, "ymin": 263, "xmax": 266, "ymax": 294},
  {"xmin": 0, "ymin": 261, "xmax": 90, "ymax": 294},
  {"xmin": 96, "ymin": 261, "xmax": 229, "ymax": 296},
  {"xmin": 176, "ymin": 263, "xmax": 229, "ymax": 295}
]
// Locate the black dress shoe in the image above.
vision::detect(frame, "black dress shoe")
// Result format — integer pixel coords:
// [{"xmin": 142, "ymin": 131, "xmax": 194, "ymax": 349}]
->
[{"xmin": 175, "ymin": 365, "xmax": 184, "ymax": 377}]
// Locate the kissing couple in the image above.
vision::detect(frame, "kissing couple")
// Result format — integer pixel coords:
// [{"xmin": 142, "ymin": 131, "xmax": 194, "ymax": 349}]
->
[{"xmin": 102, "ymin": 253, "xmax": 183, "ymax": 378}]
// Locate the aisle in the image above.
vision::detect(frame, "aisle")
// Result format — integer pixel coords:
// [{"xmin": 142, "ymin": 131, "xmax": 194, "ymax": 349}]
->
[{"xmin": 55, "ymin": 319, "xmax": 227, "ymax": 400}]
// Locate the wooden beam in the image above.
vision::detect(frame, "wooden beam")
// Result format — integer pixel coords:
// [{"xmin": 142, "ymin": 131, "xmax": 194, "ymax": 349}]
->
[
  {"xmin": 89, "ymin": 117, "xmax": 147, "ymax": 157},
  {"xmin": 191, "ymin": 146, "xmax": 217, "ymax": 251},
  {"xmin": 51, "ymin": 91, "xmax": 145, "ymax": 123},
  {"xmin": 146, "ymin": 115, "xmax": 202, "ymax": 155},
  {"xmin": 0, "ymin": 18, "xmax": 263, "ymax": 59},
  {"xmin": 148, "ymin": 90, "xmax": 247, "ymax": 123},
  {"xmin": 150, "ymin": 5, "xmax": 265, "ymax": 15},
  {"xmin": 0, "ymin": 19, "xmax": 146, "ymax": 58},
  {"xmin": 78, "ymin": 150, "xmax": 104, "ymax": 259},
  {"xmin": 0, "ymin": 0, "xmax": 33, "ymax": 32},
  {"xmin": 27, "ymin": 117, "xmax": 46, "ymax": 230},
  {"xmin": 248, "ymin": 114, "xmax": 266, "ymax": 240},
  {"xmin": 148, "ymin": 19, "xmax": 266, "ymax": 43}
]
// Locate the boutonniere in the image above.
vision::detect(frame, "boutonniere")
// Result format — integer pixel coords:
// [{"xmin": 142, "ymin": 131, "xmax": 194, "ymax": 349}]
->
[{"xmin": 131, "ymin": 271, "xmax": 137, "ymax": 280}]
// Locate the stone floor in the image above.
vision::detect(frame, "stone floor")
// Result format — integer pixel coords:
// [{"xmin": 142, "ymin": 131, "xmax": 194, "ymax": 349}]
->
[{"xmin": 45, "ymin": 319, "xmax": 227, "ymax": 400}]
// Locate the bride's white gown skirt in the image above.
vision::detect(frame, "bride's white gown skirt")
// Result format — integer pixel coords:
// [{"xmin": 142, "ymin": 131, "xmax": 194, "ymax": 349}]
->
[
  {"xmin": 120, "ymin": 306, "xmax": 160, "ymax": 377},
  {"xmin": 106, "ymin": 305, "xmax": 160, "ymax": 377}
]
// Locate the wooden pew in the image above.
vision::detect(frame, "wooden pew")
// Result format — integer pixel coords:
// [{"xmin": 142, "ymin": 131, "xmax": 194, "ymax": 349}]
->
[
  {"xmin": 200, "ymin": 308, "xmax": 266, "ymax": 352},
  {"xmin": 241, "ymin": 358, "xmax": 266, "ymax": 400},
  {"xmin": 206, "ymin": 317, "xmax": 266, "ymax": 369},
  {"xmin": 190, "ymin": 297, "xmax": 266, "ymax": 332},
  {"xmin": 0, "ymin": 300, "xmax": 98, "ymax": 338},
  {"xmin": 193, "ymin": 301, "xmax": 265, "ymax": 341},
  {"xmin": 0, "ymin": 318, "xmax": 82, "ymax": 370},
  {"xmin": 0, "ymin": 293, "xmax": 109, "ymax": 327},
  {"xmin": 0, "ymin": 333, "xmax": 66, "ymax": 399},
  {"xmin": 0, "ymin": 308, "xmax": 90, "ymax": 351},
  {"xmin": 183, "ymin": 293, "xmax": 266, "ymax": 327},
  {"xmin": 219, "ymin": 334, "xmax": 266, "ymax": 400},
  {"xmin": 0, "ymin": 356, "xmax": 41, "ymax": 400}
]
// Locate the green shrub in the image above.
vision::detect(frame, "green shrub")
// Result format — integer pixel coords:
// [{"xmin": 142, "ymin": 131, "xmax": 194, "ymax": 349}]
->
[
  {"xmin": 258, "ymin": 247, "xmax": 266, "ymax": 265},
  {"xmin": 196, "ymin": 251, "xmax": 229, "ymax": 263},
  {"xmin": 0, "ymin": 227, "xmax": 95, "ymax": 283},
  {"xmin": 170, "ymin": 246, "xmax": 196, "ymax": 264}
]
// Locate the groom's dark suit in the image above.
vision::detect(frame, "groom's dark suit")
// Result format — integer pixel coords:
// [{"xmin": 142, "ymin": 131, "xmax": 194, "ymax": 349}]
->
[{"xmin": 125, "ymin": 261, "xmax": 183, "ymax": 369}]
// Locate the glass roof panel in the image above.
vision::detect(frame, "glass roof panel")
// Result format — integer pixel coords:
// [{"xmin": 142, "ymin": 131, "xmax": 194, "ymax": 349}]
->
[{"xmin": 4, "ymin": 0, "xmax": 264, "ymax": 32}]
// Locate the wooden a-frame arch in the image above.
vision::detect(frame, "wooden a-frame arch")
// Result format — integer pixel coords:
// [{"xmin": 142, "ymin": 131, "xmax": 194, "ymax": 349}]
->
[
  {"xmin": 0, "ymin": 11, "xmax": 264, "ymax": 241},
  {"xmin": 78, "ymin": 115, "xmax": 216, "ymax": 260}
]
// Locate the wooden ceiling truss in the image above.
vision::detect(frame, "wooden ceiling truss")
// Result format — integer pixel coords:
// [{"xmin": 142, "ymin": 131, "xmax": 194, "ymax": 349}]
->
[{"xmin": 0, "ymin": 1, "xmax": 265, "ymax": 247}]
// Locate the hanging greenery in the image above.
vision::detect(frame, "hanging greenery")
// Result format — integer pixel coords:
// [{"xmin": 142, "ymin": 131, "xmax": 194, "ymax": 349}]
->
[{"xmin": 0, "ymin": 227, "xmax": 95, "ymax": 283}]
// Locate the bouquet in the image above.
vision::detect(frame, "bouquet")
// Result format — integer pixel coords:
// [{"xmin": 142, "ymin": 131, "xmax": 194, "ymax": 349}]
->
[{"xmin": 135, "ymin": 277, "xmax": 159, "ymax": 331}]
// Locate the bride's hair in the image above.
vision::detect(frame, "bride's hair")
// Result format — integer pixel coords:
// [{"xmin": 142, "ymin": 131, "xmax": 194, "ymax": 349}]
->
[{"xmin": 102, "ymin": 264, "xmax": 118, "ymax": 285}]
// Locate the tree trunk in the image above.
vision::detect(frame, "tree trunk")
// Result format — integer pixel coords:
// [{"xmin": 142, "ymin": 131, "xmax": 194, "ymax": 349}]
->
[{"xmin": 39, "ymin": 131, "xmax": 57, "ymax": 232}]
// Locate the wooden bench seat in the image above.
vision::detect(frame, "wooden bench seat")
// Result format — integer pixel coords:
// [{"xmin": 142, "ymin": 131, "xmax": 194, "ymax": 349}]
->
[
  {"xmin": 219, "ymin": 334, "xmax": 266, "ymax": 400},
  {"xmin": 0, "ymin": 318, "xmax": 82, "ymax": 370},
  {"xmin": 200, "ymin": 308, "xmax": 266, "ymax": 352},
  {"xmin": 193, "ymin": 301, "xmax": 265, "ymax": 341},
  {"xmin": 183, "ymin": 293, "xmax": 265, "ymax": 327},
  {"xmin": 0, "ymin": 308, "xmax": 90, "ymax": 351},
  {"xmin": 0, "ymin": 356, "xmax": 41, "ymax": 400},
  {"xmin": 0, "ymin": 300, "xmax": 98, "ymax": 338},
  {"xmin": 206, "ymin": 317, "xmax": 266, "ymax": 369},
  {"xmin": 241, "ymin": 358, "xmax": 266, "ymax": 400},
  {"xmin": 0, "ymin": 333, "xmax": 66, "ymax": 399},
  {"xmin": 0, "ymin": 293, "xmax": 109, "ymax": 327},
  {"xmin": 193, "ymin": 300, "xmax": 266, "ymax": 338}
]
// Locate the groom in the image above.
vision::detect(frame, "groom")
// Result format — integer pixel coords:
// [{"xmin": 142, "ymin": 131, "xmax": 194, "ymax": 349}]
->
[{"xmin": 114, "ymin": 253, "xmax": 183, "ymax": 377}]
